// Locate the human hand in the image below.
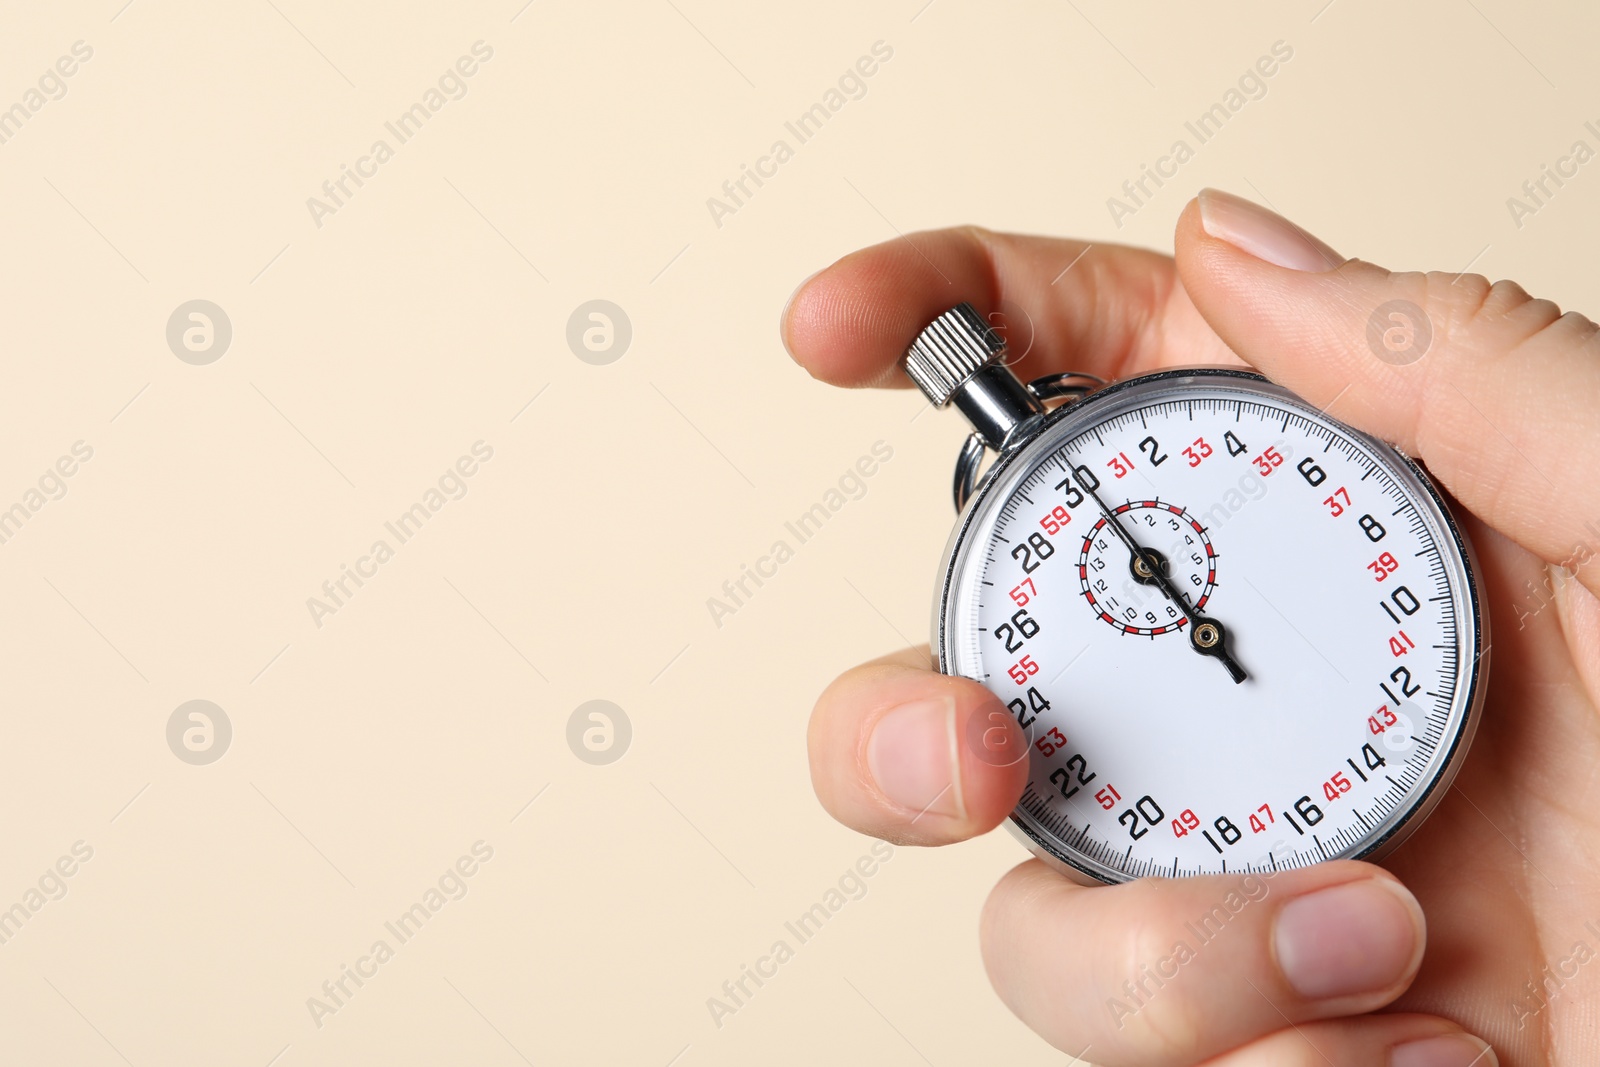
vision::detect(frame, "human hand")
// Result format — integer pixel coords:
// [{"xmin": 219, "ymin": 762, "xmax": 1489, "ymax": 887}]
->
[{"xmin": 780, "ymin": 189, "xmax": 1600, "ymax": 1066}]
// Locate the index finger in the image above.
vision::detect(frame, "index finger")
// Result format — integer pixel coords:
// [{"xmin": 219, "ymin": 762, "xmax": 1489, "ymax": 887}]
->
[{"xmin": 779, "ymin": 226, "xmax": 1242, "ymax": 390}]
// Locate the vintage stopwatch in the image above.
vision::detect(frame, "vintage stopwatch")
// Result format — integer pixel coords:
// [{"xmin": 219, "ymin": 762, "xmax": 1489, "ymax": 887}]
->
[{"xmin": 905, "ymin": 304, "xmax": 1487, "ymax": 885}]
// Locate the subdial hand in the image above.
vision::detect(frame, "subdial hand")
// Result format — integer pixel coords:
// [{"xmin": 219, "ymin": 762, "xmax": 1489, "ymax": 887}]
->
[{"xmin": 1083, "ymin": 483, "xmax": 1248, "ymax": 684}]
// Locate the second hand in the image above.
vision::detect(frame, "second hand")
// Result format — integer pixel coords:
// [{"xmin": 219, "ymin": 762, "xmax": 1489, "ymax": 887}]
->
[{"xmin": 1082, "ymin": 481, "xmax": 1248, "ymax": 684}]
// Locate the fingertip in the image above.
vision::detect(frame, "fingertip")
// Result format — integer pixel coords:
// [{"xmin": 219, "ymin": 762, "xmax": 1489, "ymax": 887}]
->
[
  {"xmin": 779, "ymin": 229, "xmax": 998, "ymax": 389},
  {"xmin": 980, "ymin": 858, "xmax": 1076, "ymax": 963},
  {"xmin": 1173, "ymin": 193, "xmax": 1225, "ymax": 281},
  {"xmin": 808, "ymin": 658, "xmax": 1027, "ymax": 845},
  {"xmin": 1197, "ymin": 1015, "xmax": 1496, "ymax": 1067},
  {"xmin": 1271, "ymin": 866, "xmax": 1427, "ymax": 1005},
  {"xmin": 979, "ymin": 859, "xmax": 1431, "ymax": 1063},
  {"xmin": 779, "ymin": 265, "xmax": 825, "ymax": 362},
  {"xmin": 1390, "ymin": 1032, "xmax": 1499, "ymax": 1067},
  {"xmin": 865, "ymin": 695, "xmax": 971, "ymax": 821},
  {"xmin": 783, "ymin": 260, "xmax": 903, "ymax": 389},
  {"xmin": 1174, "ymin": 191, "xmax": 1205, "ymax": 249},
  {"xmin": 951, "ymin": 686, "xmax": 1032, "ymax": 829},
  {"xmin": 863, "ymin": 678, "xmax": 1028, "ymax": 838},
  {"xmin": 1188, "ymin": 188, "xmax": 1344, "ymax": 273}
]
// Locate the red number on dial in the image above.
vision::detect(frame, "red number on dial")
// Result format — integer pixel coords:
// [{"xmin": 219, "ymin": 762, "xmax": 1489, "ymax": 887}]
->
[
  {"xmin": 1182, "ymin": 437, "xmax": 1214, "ymax": 467},
  {"xmin": 1106, "ymin": 451, "xmax": 1135, "ymax": 479},
  {"xmin": 1368, "ymin": 552, "xmax": 1400, "ymax": 581},
  {"xmin": 1040, "ymin": 505, "xmax": 1072, "ymax": 535},
  {"xmin": 1252, "ymin": 446, "xmax": 1285, "ymax": 476},
  {"xmin": 1035, "ymin": 727, "xmax": 1067, "ymax": 757},
  {"xmin": 1006, "ymin": 655, "xmax": 1040, "ymax": 685}
]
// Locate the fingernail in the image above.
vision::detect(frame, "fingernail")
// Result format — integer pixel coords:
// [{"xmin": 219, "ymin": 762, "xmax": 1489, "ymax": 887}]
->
[
  {"xmin": 1273, "ymin": 877, "xmax": 1425, "ymax": 1000},
  {"xmin": 867, "ymin": 697, "xmax": 966, "ymax": 821},
  {"xmin": 1391, "ymin": 1034, "xmax": 1498, "ymax": 1067},
  {"xmin": 1198, "ymin": 188, "xmax": 1343, "ymax": 273},
  {"xmin": 779, "ymin": 267, "xmax": 823, "ymax": 356}
]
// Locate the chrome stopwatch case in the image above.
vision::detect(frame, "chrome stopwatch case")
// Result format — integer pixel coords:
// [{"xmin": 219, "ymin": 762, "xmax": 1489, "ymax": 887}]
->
[{"xmin": 905, "ymin": 304, "xmax": 1488, "ymax": 886}]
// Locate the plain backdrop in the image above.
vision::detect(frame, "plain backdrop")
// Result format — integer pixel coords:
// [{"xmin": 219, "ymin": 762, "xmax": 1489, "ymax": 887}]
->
[{"xmin": 0, "ymin": 1, "xmax": 1594, "ymax": 1064}]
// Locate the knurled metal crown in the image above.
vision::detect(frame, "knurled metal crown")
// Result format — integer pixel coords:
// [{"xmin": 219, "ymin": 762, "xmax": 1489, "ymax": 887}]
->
[{"xmin": 904, "ymin": 303, "xmax": 1005, "ymax": 406}]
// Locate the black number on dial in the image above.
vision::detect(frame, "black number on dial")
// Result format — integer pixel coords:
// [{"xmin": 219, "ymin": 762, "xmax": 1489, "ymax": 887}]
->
[
  {"xmin": 1380, "ymin": 585, "xmax": 1420, "ymax": 623},
  {"xmin": 1011, "ymin": 533, "xmax": 1055, "ymax": 573},
  {"xmin": 994, "ymin": 608, "xmax": 1041, "ymax": 652},
  {"xmin": 1118, "ymin": 795, "xmax": 1165, "ymax": 840},
  {"xmin": 1054, "ymin": 463, "xmax": 1101, "ymax": 509},
  {"xmin": 1048, "ymin": 754, "xmax": 1095, "ymax": 799},
  {"xmin": 1007, "ymin": 685, "xmax": 1051, "ymax": 728}
]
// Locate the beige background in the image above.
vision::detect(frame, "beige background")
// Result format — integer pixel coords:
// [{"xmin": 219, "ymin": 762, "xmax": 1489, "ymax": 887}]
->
[{"xmin": 0, "ymin": 1, "xmax": 1594, "ymax": 1064}]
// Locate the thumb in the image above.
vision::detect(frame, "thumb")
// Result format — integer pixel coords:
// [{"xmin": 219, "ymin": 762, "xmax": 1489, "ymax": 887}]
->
[{"xmin": 1175, "ymin": 188, "xmax": 1600, "ymax": 582}]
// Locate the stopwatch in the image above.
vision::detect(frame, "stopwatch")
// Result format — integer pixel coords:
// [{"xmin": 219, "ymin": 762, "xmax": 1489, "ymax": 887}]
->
[{"xmin": 904, "ymin": 304, "xmax": 1487, "ymax": 885}]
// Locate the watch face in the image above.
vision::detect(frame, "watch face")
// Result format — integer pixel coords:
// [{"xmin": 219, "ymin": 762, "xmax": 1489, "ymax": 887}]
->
[{"xmin": 936, "ymin": 370, "xmax": 1485, "ymax": 885}]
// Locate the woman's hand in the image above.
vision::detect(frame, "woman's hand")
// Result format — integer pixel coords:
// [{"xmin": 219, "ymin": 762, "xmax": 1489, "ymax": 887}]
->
[{"xmin": 780, "ymin": 189, "xmax": 1600, "ymax": 1067}]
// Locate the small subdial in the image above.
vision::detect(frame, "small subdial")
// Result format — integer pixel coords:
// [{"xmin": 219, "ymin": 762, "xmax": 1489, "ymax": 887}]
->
[{"xmin": 1078, "ymin": 501, "xmax": 1216, "ymax": 636}]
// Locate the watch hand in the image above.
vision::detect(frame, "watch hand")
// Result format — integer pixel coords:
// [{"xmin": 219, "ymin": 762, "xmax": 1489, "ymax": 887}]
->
[{"xmin": 1082, "ymin": 482, "xmax": 1248, "ymax": 684}]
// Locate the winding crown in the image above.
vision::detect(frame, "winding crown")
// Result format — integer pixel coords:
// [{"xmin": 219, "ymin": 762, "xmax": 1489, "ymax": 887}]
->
[{"xmin": 903, "ymin": 303, "xmax": 1005, "ymax": 406}]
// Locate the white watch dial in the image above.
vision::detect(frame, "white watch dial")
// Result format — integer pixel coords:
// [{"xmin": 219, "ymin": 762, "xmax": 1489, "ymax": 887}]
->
[{"xmin": 939, "ymin": 372, "xmax": 1484, "ymax": 884}]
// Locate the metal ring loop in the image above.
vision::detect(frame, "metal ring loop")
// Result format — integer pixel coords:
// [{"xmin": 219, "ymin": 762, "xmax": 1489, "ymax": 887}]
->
[
  {"xmin": 953, "ymin": 432, "xmax": 987, "ymax": 512},
  {"xmin": 1027, "ymin": 372, "xmax": 1106, "ymax": 405}
]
